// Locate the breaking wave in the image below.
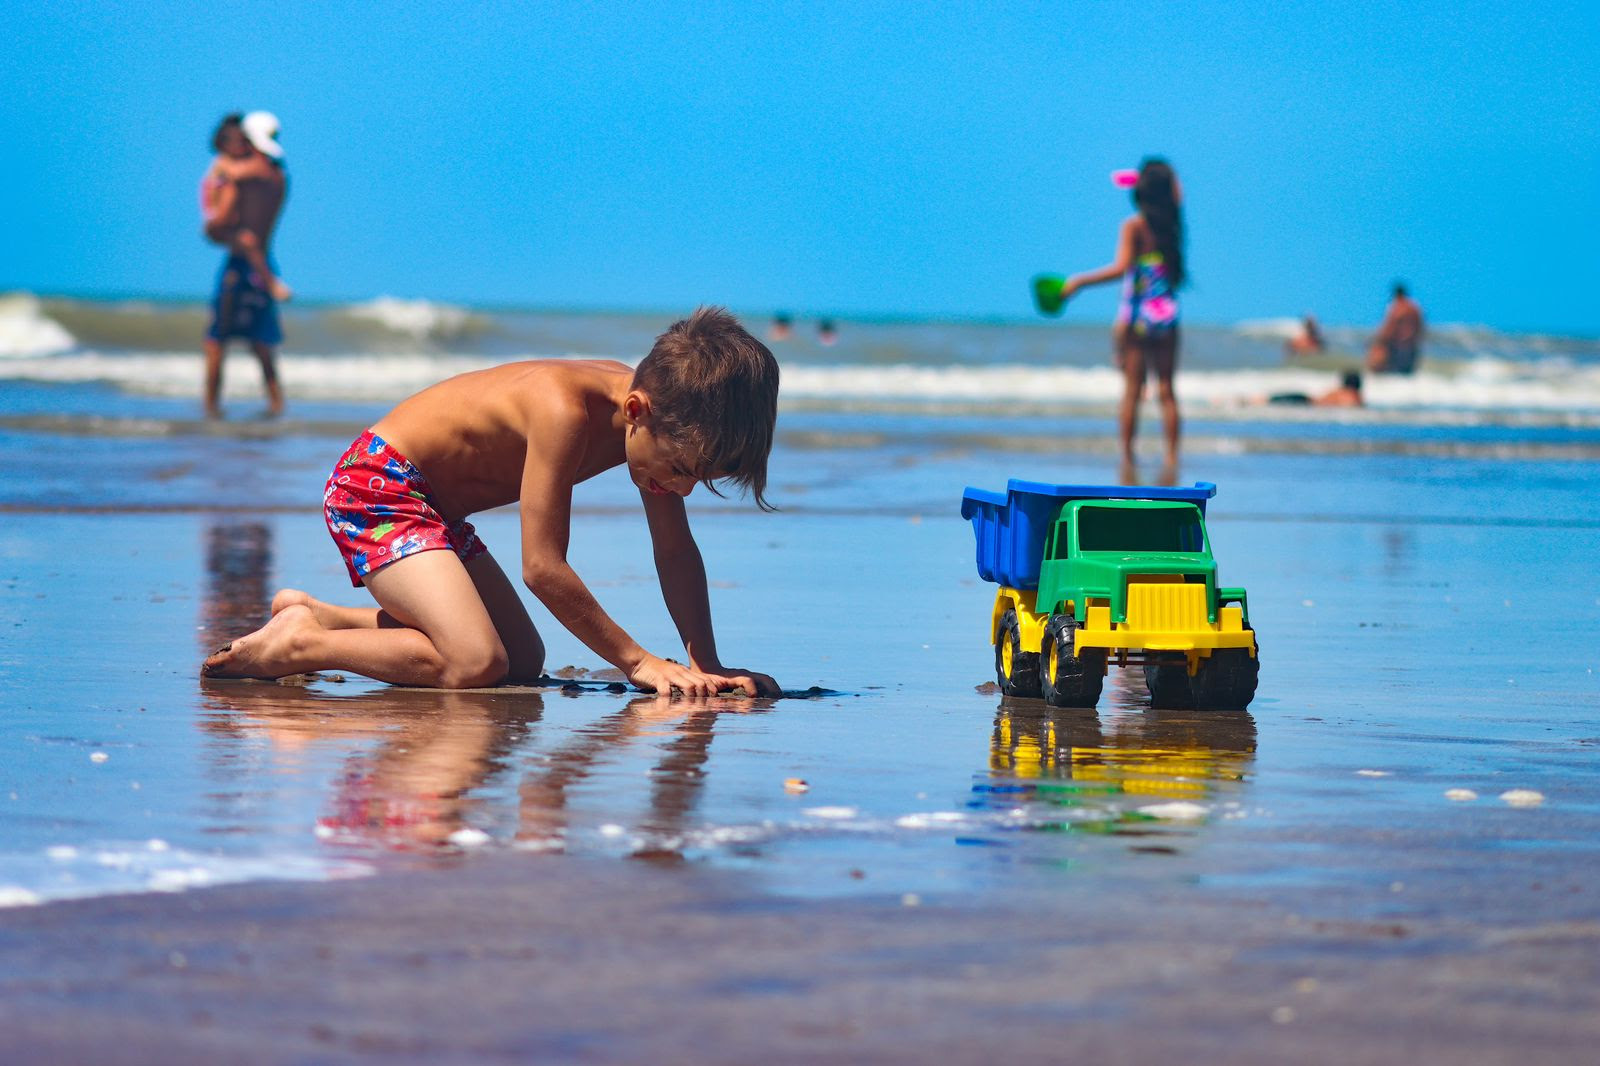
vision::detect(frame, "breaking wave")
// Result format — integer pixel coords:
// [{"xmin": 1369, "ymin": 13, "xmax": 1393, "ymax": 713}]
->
[{"xmin": 3, "ymin": 349, "xmax": 1599, "ymax": 417}]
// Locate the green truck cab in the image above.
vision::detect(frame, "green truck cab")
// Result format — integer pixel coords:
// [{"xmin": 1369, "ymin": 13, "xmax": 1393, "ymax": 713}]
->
[{"xmin": 961, "ymin": 481, "xmax": 1259, "ymax": 710}]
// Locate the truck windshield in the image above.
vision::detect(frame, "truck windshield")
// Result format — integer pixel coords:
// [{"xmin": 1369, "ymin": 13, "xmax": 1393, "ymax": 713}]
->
[{"xmin": 1077, "ymin": 506, "xmax": 1205, "ymax": 553}]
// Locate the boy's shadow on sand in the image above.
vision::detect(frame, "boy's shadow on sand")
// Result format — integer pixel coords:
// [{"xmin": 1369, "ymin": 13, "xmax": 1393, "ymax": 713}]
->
[{"xmin": 199, "ymin": 681, "xmax": 772, "ymax": 858}]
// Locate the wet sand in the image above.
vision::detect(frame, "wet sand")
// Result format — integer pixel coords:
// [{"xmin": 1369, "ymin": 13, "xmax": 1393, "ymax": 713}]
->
[
  {"xmin": 3, "ymin": 839, "xmax": 1599, "ymax": 1063},
  {"xmin": 2, "ymin": 444, "xmax": 1598, "ymax": 1061}
]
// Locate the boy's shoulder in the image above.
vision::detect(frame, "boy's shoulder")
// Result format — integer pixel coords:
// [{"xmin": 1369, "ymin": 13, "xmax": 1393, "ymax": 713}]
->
[
  {"xmin": 459, "ymin": 357, "xmax": 631, "ymax": 428},
  {"xmin": 496, "ymin": 357, "xmax": 631, "ymax": 396}
]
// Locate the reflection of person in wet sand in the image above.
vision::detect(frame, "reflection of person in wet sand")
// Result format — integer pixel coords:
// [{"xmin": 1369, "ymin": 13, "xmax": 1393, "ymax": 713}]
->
[
  {"xmin": 518, "ymin": 693, "xmax": 762, "ymax": 860},
  {"xmin": 199, "ymin": 681, "xmax": 541, "ymax": 849},
  {"xmin": 202, "ymin": 111, "xmax": 291, "ymax": 420},
  {"xmin": 199, "ymin": 520, "xmax": 273, "ymax": 657},
  {"xmin": 1366, "ymin": 282, "xmax": 1424, "ymax": 375},
  {"xmin": 200, "ymin": 684, "xmax": 757, "ymax": 853}
]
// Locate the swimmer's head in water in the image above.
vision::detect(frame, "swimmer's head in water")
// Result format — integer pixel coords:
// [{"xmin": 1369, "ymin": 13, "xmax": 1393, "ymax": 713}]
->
[{"xmin": 1342, "ymin": 371, "xmax": 1363, "ymax": 391}]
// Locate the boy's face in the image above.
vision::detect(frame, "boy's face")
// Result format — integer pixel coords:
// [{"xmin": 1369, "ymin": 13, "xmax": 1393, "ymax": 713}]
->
[{"xmin": 624, "ymin": 394, "xmax": 703, "ymax": 499}]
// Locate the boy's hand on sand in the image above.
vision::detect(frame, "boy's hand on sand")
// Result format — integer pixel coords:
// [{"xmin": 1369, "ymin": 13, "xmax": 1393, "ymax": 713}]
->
[
  {"xmin": 629, "ymin": 654, "xmax": 748, "ymax": 697},
  {"xmin": 703, "ymin": 666, "xmax": 781, "ymax": 698}
]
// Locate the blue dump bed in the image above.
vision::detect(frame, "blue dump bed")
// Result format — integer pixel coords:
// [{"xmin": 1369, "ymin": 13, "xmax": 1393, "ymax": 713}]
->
[{"xmin": 960, "ymin": 480, "xmax": 1217, "ymax": 589}]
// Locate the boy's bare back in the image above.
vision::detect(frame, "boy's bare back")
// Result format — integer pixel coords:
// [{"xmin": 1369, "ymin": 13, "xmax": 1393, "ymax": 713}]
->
[{"xmin": 372, "ymin": 359, "xmax": 634, "ymax": 521}]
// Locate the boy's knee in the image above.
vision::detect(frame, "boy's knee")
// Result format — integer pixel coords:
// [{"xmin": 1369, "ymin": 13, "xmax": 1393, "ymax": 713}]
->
[{"xmin": 439, "ymin": 643, "xmax": 510, "ymax": 689}]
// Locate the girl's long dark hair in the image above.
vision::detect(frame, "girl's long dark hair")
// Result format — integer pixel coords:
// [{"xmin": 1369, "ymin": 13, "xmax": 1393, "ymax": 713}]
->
[{"xmin": 1133, "ymin": 158, "xmax": 1185, "ymax": 289}]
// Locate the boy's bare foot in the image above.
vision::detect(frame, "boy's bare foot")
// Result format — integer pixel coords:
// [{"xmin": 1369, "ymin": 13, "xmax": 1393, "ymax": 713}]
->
[
  {"xmin": 270, "ymin": 589, "xmax": 313, "ymax": 616},
  {"xmin": 202, "ymin": 605, "xmax": 318, "ymax": 679},
  {"xmin": 270, "ymin": 589, "xmax": 376, "ymax": 632}
]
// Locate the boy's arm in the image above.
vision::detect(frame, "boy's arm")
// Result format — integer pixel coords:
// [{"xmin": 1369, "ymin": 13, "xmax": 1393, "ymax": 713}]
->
[
  {"xmin": 642, "ymin": 492, "xmax": 780, "ymax": 697},
  {"xmin": 516, "ymin": 421, "xmax": 753, "ymax": 697}
]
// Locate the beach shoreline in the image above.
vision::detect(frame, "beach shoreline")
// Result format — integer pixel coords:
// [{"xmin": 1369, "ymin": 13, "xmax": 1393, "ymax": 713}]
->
[{"xmin": 2, "ymin": 409, "xmax": 1597, "ymax": 1061}]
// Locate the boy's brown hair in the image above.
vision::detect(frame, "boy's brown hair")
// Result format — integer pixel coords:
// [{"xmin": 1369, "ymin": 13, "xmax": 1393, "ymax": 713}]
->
[{"xmin": 633, "ymin": 306, "xmax": 780, "ymax": 510}]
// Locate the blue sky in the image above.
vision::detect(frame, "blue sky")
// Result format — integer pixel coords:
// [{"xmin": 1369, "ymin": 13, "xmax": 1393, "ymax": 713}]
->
[{"xmin": 3, "ymin": 2, "xmax": 1597, "ymax": 333}]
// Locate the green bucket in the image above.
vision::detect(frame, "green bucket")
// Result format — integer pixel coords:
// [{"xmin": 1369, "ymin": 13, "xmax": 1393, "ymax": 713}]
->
[{"xmin": 1032, "ymin": 274, "xmax": 1067, "ymax": 316}]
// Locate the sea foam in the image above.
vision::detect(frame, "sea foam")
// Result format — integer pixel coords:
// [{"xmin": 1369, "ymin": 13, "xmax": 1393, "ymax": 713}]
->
[
  {"xmin": 340, "ymin": 296, "xmax": 479, "ymax": 340},
  {"xmin": 3, "ymin": 349, "xmax": 1600, "ymax": 419},
  {"xmin": 0, "ymin": 293, "xmax": 76, "ymax": 357}
]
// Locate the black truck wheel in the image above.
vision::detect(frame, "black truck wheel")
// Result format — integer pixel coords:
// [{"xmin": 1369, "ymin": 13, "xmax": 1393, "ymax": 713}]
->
[
  {"xmin": 995, "ymin": 608, "xmax": 1041, "ymax": 697},
  {"xmin": 1189, "ymin": 629, "xmax": 1260, "ymax": 711},
  {"xmin": 1143, "ymin": 660, "xmax": 1195, "ymax": 709},
  {"xmin": 1039, "ymin": 613, "xmax": 1105, "ymax": 709}
]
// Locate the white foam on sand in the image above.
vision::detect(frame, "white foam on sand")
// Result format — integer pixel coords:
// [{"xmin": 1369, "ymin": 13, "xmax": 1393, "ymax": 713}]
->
[
  {"xmin": 894, "ymin": 811, "xmax": 971, "ymax": 830},
  {"xmin": 0, "ymin": 293, "xmax": 77, "ymax": 357},
  {"xmin": 1499, "ymin": 789, "xmax": 1545, "ymax": 807},
  {"xmin": 1137, "ymin": 801, "xmax": 1210, "ymax": 821},
  {"xmin": 0, "ymin": 839, "xmax": 371, "ymax": 909}
]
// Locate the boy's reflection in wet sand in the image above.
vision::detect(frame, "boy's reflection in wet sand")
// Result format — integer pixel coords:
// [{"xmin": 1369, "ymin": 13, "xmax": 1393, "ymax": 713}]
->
[
  {"xmin": 199, "ymin": 682, "xmax": 541, "ymax": 849},
  {"xmin": 200, "ymin": 680, "xmax": 768, "ymax": 856},
  {"xmin": 517, "ymin": 693, "xmax": 771, "ymax": 862}
]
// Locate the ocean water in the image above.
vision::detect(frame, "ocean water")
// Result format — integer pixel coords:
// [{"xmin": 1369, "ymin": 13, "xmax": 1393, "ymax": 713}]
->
[{"xmin": 0, "ymin": 294, "xmax": 1597, "ymax": 908}]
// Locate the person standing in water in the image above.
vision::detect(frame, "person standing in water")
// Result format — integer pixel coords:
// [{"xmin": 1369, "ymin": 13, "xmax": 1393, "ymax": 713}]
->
[
  {"xmin": 201, "ymin": 111, "xmax": 290, "ymax": 419},
  {"xmin": 1366, "ymin": 282, "xmax": 1424, "ymax": 375},
  {"xmin": 1060, "ymin": 158, "xmax": 1186, "ymax": 480}
]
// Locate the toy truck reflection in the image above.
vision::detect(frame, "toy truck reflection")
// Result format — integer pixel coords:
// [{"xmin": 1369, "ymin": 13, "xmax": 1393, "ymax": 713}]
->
[{"xmin": 961, "ymin": 480, "xmax": 1259, "ymax": 710}]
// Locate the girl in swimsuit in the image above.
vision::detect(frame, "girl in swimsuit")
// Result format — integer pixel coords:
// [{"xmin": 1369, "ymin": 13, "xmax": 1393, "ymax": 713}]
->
[{"xmin": 1060, "ymin": 158, "xmax": 1186, "ymax": 479}]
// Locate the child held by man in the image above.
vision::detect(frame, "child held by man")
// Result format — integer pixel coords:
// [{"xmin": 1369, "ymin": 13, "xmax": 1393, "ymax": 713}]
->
[{"xmin": 203, "ymin": 307, "xmax": 781, "ymax": 697}]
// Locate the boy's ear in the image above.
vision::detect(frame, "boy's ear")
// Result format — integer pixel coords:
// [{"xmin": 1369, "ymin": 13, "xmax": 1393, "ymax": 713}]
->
[{"xmin": 622, "ymin": 390, "xmax": 652, "ymax": 425}]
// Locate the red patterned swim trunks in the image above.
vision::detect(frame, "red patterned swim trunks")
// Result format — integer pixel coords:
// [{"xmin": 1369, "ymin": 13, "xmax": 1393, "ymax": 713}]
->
[{"xmin": 323, "ymin": 429, "xmax": 487, "ymax": 587}]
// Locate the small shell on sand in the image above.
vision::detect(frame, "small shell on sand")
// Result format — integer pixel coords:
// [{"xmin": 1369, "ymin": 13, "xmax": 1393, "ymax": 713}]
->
[
  {"xmin": 447, "ymin": 828, "xmax": 490, "ymax": 848},
  {"xmin": 1499, "ymin": 789, "xmax": 1545, "ymax": 807},
  {"xmin": 1444, "ymin": 788, "xmax": 1478, "ymax": 801},
  {"xmin": 783, "ymin": 778, "xmax": 810, "ymax": 794}
]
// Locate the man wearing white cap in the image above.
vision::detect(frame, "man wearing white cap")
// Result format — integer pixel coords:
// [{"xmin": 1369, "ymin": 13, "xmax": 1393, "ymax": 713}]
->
[{"xmin": 202, "ymin": 110, "xmax": 291, "ymax": 419}]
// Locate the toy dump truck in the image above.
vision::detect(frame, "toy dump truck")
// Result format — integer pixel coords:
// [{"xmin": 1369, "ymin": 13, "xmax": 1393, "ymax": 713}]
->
[{"xmin": 960, "ymin": 480, "xmax": 1259, "ymax": 710}]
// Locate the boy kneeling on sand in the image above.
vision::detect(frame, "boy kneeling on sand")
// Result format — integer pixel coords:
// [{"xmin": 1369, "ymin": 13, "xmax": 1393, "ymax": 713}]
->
[{"xmin": 204, "ymin": 307, "xmax": 781, "ymax": 696}]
